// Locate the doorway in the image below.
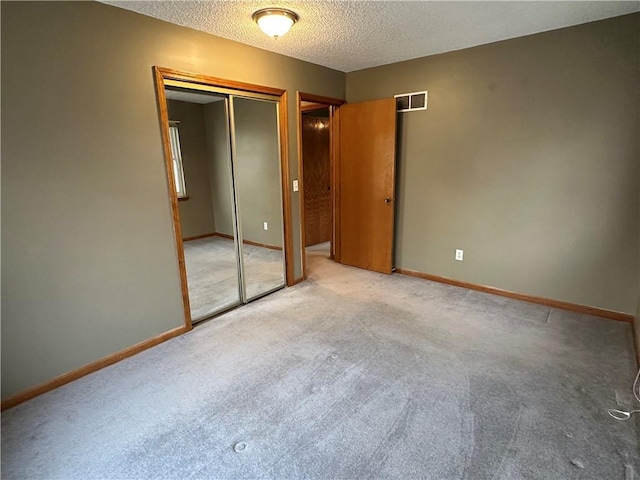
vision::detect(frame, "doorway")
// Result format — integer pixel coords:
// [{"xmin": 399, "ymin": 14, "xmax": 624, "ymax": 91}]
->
[
  {"xmin": 297, "ymin": 93, "xmax": 398, "ymax": 279},
  {"xmin": 155, "ymin": 67, "xmax": 293, "ymax": 327},
  {"xmin": 296, "ymin": 93, "xmax": 344, "ymax": 279}
]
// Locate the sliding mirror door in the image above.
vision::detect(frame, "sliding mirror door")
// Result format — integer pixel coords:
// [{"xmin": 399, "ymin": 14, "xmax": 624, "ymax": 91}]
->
[
  {"xmin": 231, "ymin": 96, "xmax": 286, "ymax": 300},
  {"xmin": 165, "ymin": 88, "xmax": 242, "ymax": 322},
  {"xmin": 156, "ymin": 68, "xmax": 290, "ymax": 326}
]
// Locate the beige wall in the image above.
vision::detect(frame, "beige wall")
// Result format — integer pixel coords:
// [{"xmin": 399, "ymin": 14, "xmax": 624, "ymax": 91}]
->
[
  {"xmin": 204, "ymin": 102, "xmax": 235, "ymax": 237},
  {"xmin": 167, "ymin": 100, "xmax": 216, "ymax": 238},
  {"xmin": 203, "ymin": 97, "xmax": 284, "ymax": 247},
  {"xmin": 347, "ymin": 13, "xmax": 639, "ymax": 314},
  {"xmin": 1, "ymin": 1, "xmax": 345, "ymax": 400}
]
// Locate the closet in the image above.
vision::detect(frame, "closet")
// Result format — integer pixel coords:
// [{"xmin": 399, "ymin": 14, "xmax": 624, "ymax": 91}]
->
[{"xmin": 156, "ymin": 72, "xmax": 287, "ymax": 324}]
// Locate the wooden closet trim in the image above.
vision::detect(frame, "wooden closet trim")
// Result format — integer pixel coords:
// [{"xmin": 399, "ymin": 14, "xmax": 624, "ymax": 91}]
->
[
  {"xmin": 301, "ymin": 102, "xmax": 328, "ymax": 112},
  {"xmin": 156, "ymin": 67, "xmax": 285, "ymax": 97},
  {"xmin": 154, "ymin": 67, "xmax": 193, "ymax": 330},
  {"xmin": 154, "ymin": 67, "xmax": 294, "ymax": 323}
]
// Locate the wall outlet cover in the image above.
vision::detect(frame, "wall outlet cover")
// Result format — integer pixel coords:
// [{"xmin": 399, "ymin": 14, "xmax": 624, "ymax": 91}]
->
[{"xmin": 455, "ymin": 249, "xmax": 464, "ymax": 261}]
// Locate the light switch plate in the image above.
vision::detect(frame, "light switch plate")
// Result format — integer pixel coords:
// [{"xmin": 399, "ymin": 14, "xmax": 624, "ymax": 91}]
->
[{"xmin": 293, "ymin": 180, "xmax": 299, "ymax": 192}]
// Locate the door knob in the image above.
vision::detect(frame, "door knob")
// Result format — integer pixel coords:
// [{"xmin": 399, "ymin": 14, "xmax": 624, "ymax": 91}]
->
[{"xmin": 384, "ymin": 197, "xmax": 393, "ymax": 204}]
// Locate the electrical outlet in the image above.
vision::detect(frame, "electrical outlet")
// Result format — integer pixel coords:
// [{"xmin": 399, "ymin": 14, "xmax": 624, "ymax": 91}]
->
[
  {"xmin": 263, "ymin": 222, "xmax": 268, "ymax": 231},
  {"xmin": 455, "ymin": 249, "xmax": 464, "ymax": 261},
  {"xmin": 293, "ymin": 180, "xmax": 299, "ymax": 192}
]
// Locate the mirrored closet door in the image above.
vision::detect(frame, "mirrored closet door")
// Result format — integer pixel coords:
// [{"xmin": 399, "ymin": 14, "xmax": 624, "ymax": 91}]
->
[
  {"xmin": 231, "ymin": 96, "xmax": 285, "ymax": 301},
  {"xmin": 161, "ymin": 83, "xmax": 286, "ymax": 324}
]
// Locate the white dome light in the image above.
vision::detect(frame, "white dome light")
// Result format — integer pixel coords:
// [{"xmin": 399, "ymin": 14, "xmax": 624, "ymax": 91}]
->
[{"xmin": 252, "ymin": 8, "xmax": 299, "ymax": 39}]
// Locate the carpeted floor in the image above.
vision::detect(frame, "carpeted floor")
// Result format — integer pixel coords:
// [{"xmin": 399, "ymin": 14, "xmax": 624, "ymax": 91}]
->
[
  {"xmin": 183, "ymin": 236, "xmax": 285, "ymax": 321},
  {"xmin": 2, "ymin": 245, "xmax": 638, "ymax": 479}
]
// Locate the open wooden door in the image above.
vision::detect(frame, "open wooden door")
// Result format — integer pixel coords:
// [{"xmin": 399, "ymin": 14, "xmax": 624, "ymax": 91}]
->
[{"xmin": 337, "ymin": 98, "xmax": 396, "ymax": 274}]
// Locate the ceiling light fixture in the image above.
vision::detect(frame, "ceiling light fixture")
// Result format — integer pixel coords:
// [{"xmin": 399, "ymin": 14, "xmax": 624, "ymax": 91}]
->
[{"xmin": 252, "ymin": 8, "xmax": 299, "ymax": 39}]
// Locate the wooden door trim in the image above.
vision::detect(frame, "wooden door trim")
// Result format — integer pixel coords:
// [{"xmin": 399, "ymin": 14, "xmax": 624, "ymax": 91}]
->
[
  {"xmin": 154, "ymin": 67, "xmax": 294, "ymax": 328},
  {"xmin": 296, "ymin": 92, "xmax": 345, "ymax": 279},
  {"xmin": 299, "ymin": 93, "xmax": 347, "ymax": 106},
  {"xmin": 300, "ymin": 102, "xmax": 328, "ymax": 112}
]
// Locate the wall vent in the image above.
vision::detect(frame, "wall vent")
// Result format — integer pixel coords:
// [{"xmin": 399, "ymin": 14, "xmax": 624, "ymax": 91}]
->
[{"xmin": 394, "ymin": 91, "xmax": 427, "ymax": 112}]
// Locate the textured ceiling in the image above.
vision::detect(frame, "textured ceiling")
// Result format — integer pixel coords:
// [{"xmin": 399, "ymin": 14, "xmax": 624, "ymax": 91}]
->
[{"xmin": 102, "ymin": 1, "xmax": 640, "ymax": 72}]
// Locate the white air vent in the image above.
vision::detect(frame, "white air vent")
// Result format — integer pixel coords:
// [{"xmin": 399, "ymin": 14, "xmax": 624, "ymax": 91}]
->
[{"xmin": 394, "ymin": 91, "xmax": 427, "ymax": 112}]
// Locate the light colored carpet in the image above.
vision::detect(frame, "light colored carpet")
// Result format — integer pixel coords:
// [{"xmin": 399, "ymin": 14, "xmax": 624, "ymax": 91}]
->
[
  {"xmin": 2, "ymin": 245, "xmax": 638, "ymax": 479},
  {"xmin": 183, "ymin": 236, "xmax": 285, "ymax": 321}
]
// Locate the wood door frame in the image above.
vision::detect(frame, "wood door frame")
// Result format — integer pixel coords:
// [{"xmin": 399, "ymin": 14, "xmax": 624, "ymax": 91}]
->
[
  {"xmin": 296, "ymin": 92, "xmax": 346, "ymax": 280},
  {"xmin": 153, "ymin": 66, "xmax": 294, "ymax": 330}
]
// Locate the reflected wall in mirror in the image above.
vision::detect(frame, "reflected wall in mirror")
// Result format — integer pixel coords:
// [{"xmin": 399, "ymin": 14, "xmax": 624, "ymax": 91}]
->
[
  {"xmin": 232, "ymin": 97, "xmax": 286, "ymax": 300},
  {"xmin": 165, "ymin": 89, "xmax": 241, "ymax": 322},
  {"xmin": 161, "ymin": 83, "xmax": 288, "ymax": 324}
]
